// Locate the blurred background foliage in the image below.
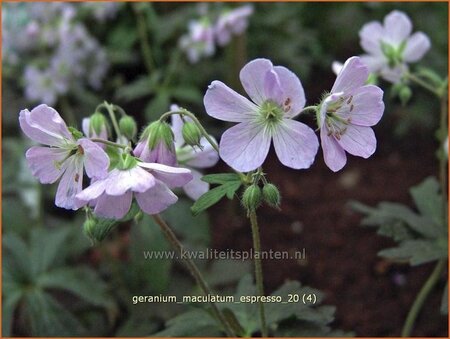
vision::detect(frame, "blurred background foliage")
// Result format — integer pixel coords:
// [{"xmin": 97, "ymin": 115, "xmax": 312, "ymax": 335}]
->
[{"xmin": 2, "ymin": 2, "xmax": 447, "ymax": 336}]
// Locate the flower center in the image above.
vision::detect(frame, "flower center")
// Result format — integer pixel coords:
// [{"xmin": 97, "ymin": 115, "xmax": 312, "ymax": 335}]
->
[
  {"xmin": 324, "ymin": 95, "xmax": 353, "ymax": 140},
  {"xmin": 380, "ymin": 40, "xmax": 407, "ymax": 68},
  {"xmin": 259, "ymin": 100, "xmax": 284, "ymax": 127}
]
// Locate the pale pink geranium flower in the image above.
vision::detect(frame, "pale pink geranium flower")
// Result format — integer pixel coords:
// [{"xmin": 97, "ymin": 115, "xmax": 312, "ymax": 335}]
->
[
  {"xmin": 359, "ymin": 10, "xmax": 431, "ymax": 83},
  {"xmin": 204, "ymin": 58, "xmax": 318, "ymax": 172},
  {"xmin": 215, "ymin": 5, "xmax": 253, "ymax": 46},
  {"xmin": 75, "ymin": 159, "xmax": 192, "ymax": 219},
  {"xmin": 19, "ymin": 104, "xmax": 109, "ymax": 209},
  {"xmin": 319, "ymin": 57, "xmax": 385, "ymax": 172},
  {"xmin": 170, "ymin": 109, "xmax": 219, "ymax": 200}
]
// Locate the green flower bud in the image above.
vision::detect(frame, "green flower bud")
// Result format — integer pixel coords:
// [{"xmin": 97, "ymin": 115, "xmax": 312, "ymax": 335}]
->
[
  {"xmin": 182, "ymin": 122, "xmax": 202, "ymax": 146},
  {"xmin": 90, "ymin": 111, "xmax": 109, "ymax": 136},
  {"xmin": 399, "ymin": 86, "xmax": 412, "ymax": 106},
  {"xmin": 83, "ymin": 216, "xmax": 117, "ymax": 244},
  {"xmin": 262, "ymin": 183, "xmax": 281, "ymax": 208},
  {"xmin": 142, "ymin": 121, "xmax": 174, "ymax": 150},
  {"xmin": 242, "ymin": 185, "xmax": 262, "ymax": 211},
  {"xmin": 119, "ymin": 115, "xmax": 138, "ymax": 140}
]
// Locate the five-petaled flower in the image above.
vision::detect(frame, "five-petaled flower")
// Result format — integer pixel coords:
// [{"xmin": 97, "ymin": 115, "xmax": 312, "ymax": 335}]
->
[
  {"xmin": 19, "ymin": 104, "xmax": 109, "ymax": 209},
  {"xmin": 204, "ymin": 58, "xmax": 319, "ymax": 172},
  {"xmin": 319, "ymin": 57, "xmax": 385, "ymax": 172},
  {"xmin": 75, "ymin": 157, "xmax": 192, "ymax": 219},
  {"xmin": 359, "ymin": 10, "xmax": 431, "ymax": 83}
]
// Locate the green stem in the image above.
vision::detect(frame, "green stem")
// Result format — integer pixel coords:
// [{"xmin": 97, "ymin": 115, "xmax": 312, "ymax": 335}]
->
[
  {"xmin": 151, "ymin": 214, "xmax": 236, "ymax": 337},
  {"xmin": 405, "ymin": 72, "xmax": 442, "ymax": 97},
  {"xmin": 98, "ymin": 102, "xmax": 122, "ymax": 139},
  {"xmin": 249, "ymin": 210, "xmax": 268, "ymax": 337},
  {"xmin": 401, "ymin": 259, "xmax": 446, "ymax": 337},
  {"xmin": 159, "ymin": 110, "xmax": 220, "ymax": 153},
  {"xmin": 133, "ymin": 3, "xmax": 155, "ymax": 75},
  {"xmin": 301, "ymin": 105, "xmax": 318, "ymax": 115},
  {"xmin": 90, "ymin": 138, "xmax": 128, "ymax": 149}
]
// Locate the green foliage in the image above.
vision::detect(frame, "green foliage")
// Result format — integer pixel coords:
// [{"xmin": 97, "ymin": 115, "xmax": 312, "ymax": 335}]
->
[
  {"xmin": 154, "ymin": 274, "xmax": 345, "ymax": 337},
  {"xmin": 2, "ymin": 226, "xmax": 116, "ymax": 336},
  {"xmin": 351, "ymin": 177, "xmax": 447, "ymax": 266},
  {"xmin": 191, "ymin": 173, "xmax": 242, "ymax": 215}
]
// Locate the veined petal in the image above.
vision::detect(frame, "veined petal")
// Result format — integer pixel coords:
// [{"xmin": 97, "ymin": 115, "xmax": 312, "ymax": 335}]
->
[
  {"xmin": 338, "ymin": 85, "xmax": 384, "ymax": 126},
  {"xmin": 105, "ymin": 167, "xmax": 155, "ymax": 196},
  {"xmin": 204, "ymin": 80, "xmax": 259, "ymax": 122},
  {"xmin": 264, "ymin": 69, "xmax": 284, "ymax": 106},
  {"xmin": 19, "ymin": 104, "xmax": 73, "ymax": 147},
  {"xmin": 75, "ymin": 178, "xmax": 108, "ymax": 207},
  {"xmin": 320, "ymin": 126, "xmax": 347, "ymax": 172},
  {"xmin": 359, "ymin": 21, "xmax": 384, "ymax": 55},
  {"xmin": 239, "ymin": 58, "xmax": 274, "ymax": 105},
  {"xmin": 135, "ymin": 179, "xmax": 178, "ymax": 215},
  {"xmin": 403, "ymin": 32, "xmax": 431, "ymax": 62},
  {"xmin": 138, "ymin": 162, "xmax": 193, "ymax": 188},
  {"xmin": 332, "ymin": 57, "xmax": 369, "ymax": 93},
  {"xmin": 25, "ymin": 146, "xmax": 68, "ymax": 184},
  {"xmin": 219, "ymin": 121, "xmax": 271, "ymax": 172},
  {"xmin": 55, "ymin": 156, "xmax": 83, "ymax": 210},
  {"xmin": 184, "ymin": 137, "xmax": 219, "ymax": 168},
  {"xmin": 273, "ymin": 65, "xmax": 306, "ymax": 118},
  {"xmin": 94, "ymin": 191, "xmax": 133, "ymax": 219},
  {"xmin": 384, "ymin": 10, "xmax": 412, "ymax": 44},
  {"xmin": 183, "ymin": 168, "xmax": 209, "ymax": 200},
  {"xmin": 273, "ymin": 119, "xmax": 319, "ymax": 170},
  {"xmin": 337, "ymin": 125, "xmax": 376, "ymax": 158},
  {"xmin": 77, "ymin": 138, "xmax": 109, "ymax": 179}
]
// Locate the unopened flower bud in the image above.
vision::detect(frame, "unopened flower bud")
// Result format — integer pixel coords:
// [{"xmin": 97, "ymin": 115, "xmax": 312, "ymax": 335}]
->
[
  {"xmin": 182, "ymin": 122, "xmax": 202, "ymax": 146},
  {"xmin": 399, "ymin": 86, "xmax": 412, "ymax": 106},
  {"xmin": 119, "ymin": 115, "xmax": 137, "ymax": 140},
  {"xmin": 83, "ymin": 216, "xmax": 117, "ymax": 243},
  {"xmin": 90, "ymin": 111, "xmax": 109, "ymax": 136},
  {"xmin": 262, "ymin": 183, "xmax": 280, "ymax": 208},
  {"xmin": 242, "ymin": 185, "xmax": 262, "ymax": 211},
  {"xmin": 144, "ymin": 121, "xmax": 174, "ymax": 150}
]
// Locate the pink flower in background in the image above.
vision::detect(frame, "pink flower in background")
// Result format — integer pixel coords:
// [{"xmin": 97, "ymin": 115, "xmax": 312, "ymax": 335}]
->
[
  {"xmin": 179, "ymin": 19, "xmax": 216, "ymax": 63},
  {"xmin": 170, "ymin": 109, "xmax": 219, "ymax": 200},
  {"xmin": 19, "ymin": 104, "xmax": 109, "ymax": 209},
  {"xmin": 204, "ymin": 58, "xmax": 318, "ymax": 172},
  {"xmin": 319, "ymin": 57, "xmax": 384, "ymax": 172},
  {"xmin": 359, "ymin": 10, "xmax": 431, "ymax": 83},
  {"xmin": 75, "ymin": 161, "xmax": 192, "ymax": 219},
  {"xmin": 133, "ymin": 126, "xmax": 177, "ymax": 167},
  {"xmin": 215, "ymin": 5, "xmax": 253, "ymax": 46}
]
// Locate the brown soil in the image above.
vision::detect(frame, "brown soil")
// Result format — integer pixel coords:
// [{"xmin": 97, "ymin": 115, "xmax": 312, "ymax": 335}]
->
[{"xmin": 210, "ymin": 127, "xmax": 448, "ymax": 337}]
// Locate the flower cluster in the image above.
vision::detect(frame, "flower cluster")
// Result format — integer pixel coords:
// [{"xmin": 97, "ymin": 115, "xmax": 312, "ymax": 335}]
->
[
  {"xmin": 3, "ymin": 3, "xmax": 119, "ymax": 105},
  {"xmin": 180, "ymin": 5, "xmax": 253, "ymax": 63},
  {"xmin": 204, "ymin": 57, "xmax": 384, "ymax": 172},
  {"xmin": 19, "ymin": 105, "xmax": 193, "ymax": 219}
]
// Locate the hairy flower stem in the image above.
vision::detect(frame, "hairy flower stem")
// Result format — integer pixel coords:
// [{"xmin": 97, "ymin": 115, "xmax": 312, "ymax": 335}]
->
[
  {"xmin": 249, "ymin": 210, "xmax": 268, "ymax": 337},
  {"xmin": 159, "ymin": 110, "xmax": 220, "ymax": 153},
  {"xmin": 151, "ymin": 214, "xmax": 236, "ymax": 337},
  {"xmin": 405, "ymin": 72, "xmax": 442, "ymax": 97},
  {"xmin": 90, "ymin": 138, "xmax": 128, "ymax": 149},
  {"xmin": 401, "ymin": 259, "xmax": 446, "ymax": 337},
  {"xmin": 132, "ymin": 3, "xmax": 155, "ymax": 75},
  {"xmin": 401, "ymin": 75, "xmax": 448, "ymax": 337},
  {"xmin": 97, "ymin": 102, "xmax": 122, "ymax": 139}
]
